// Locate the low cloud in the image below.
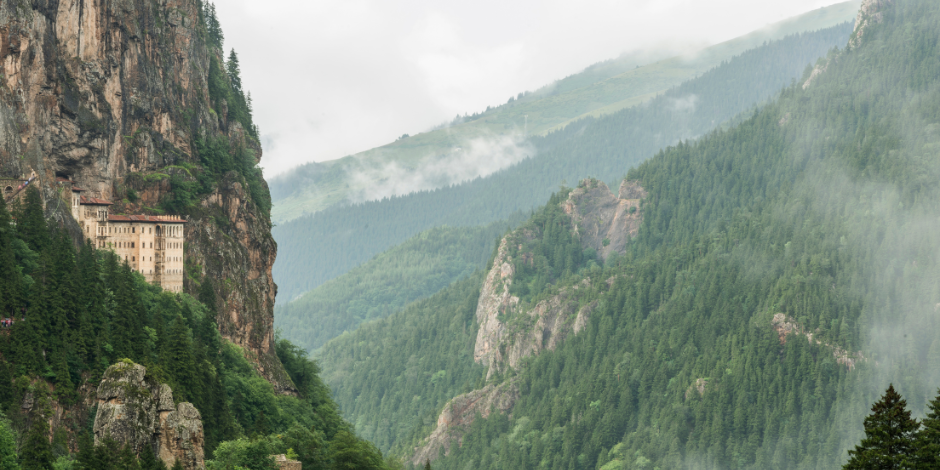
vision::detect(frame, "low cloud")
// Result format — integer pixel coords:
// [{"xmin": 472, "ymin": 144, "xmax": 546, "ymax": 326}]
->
[
  {"xmin": 669, "ymin": 94, "xmax": 699, "ymax": 113},
  {"xmin": 346, "ymin": 133, "xmax": 534, "ymax": 203}
]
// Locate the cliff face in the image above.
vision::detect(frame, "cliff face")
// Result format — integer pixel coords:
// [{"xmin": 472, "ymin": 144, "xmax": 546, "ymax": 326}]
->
[
  {"xmin": 412, "ymin": 179, "xmax": 645, "ymax": 464},
  {"xmin": 411, "ymin": 381, "xmax": 519, "ymax": 466},
  {"xmin": 474, "ymin": 178, "xmax": 644, "ymax": 379},
  {"xmin": 94, "ymin": 362, "xmax": 205, "ymax": 470},
  {"xmin": 562, "ymin": 179, "xmax": 645, "ymax": 261},
  {"xmin": 0, "ymin": 0, "xmax": 289, "ymax": 389}
]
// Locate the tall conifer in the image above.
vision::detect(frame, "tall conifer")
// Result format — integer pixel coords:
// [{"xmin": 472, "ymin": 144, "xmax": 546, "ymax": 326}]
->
[
  {"xmin": 913, "ymin": 389, "xmax": 940, "ymax": 469},
  {"xmin": 844, "ymin": 384, "xmax": 919, "ymax": 470}
]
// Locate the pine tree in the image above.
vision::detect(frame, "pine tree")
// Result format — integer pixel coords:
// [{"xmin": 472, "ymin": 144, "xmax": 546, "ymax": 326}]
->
[
  {"xmin": 17, "ymin": 186, "xmax": 49, "ymax": 254},
  {"xmin": 0, "ymin": 412, "xmax": 18, "ymax": 470},
  {"xmin": 424, "ymin": 459, "xmax": 432, "ymax": 470},
  {"xmin": 0, "ymin": 195, "xmax": 22, "ymax": 317},
  {"xmin": 844, "ymin": 384, "xmax": 919, "ymax": 470},
  {"xmin": 161, "ymin": 314, "xmax": 196, "ymax": 401},
  {"xmin": 226, "ymin": 49, "xmax": 241, "ymax": 93},
  {"xmin": 21, "ymin": 413, "xmax": 53, "ymax": 470},
  {"xmin": 913, "ymin": 388, "xmax": 940, "ymax": 469}
]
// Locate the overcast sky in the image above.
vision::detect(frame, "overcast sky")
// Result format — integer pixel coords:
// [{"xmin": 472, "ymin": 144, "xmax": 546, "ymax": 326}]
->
[{"xmin": 213, "ymin": 0, "xmax": 848, "ymax": 176}]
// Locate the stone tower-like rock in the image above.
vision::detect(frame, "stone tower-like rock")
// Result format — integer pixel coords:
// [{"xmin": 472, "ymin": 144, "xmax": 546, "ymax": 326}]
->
[{"xmin": 94, "ymin": 362, "xmax": 205, "ymax": 470}]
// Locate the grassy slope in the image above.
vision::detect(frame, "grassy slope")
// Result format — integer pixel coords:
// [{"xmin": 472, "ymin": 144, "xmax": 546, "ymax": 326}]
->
[
  {"xmin": 269, "ymin": 0, "xmax": 860, "ymax": 223},
  {"xmin": 271, "ymin": 22, "xmax": 856, "ymax": 302}
]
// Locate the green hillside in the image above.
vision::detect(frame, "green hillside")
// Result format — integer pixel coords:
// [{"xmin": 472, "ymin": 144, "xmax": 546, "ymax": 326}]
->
[
  {"xmin": 318, "ymin": 1, "xmax": 940, "ymax": 468},
  {"xmin": 273, "ymin": 22, "xmax": 855, "ymax": 303},
  {"xmin": 269, "ymin": 1, "xmax": 860, "ymax": 223},
  {"xmin": 275, "ymin": 214, "xmax": 527, "ymax": 351},
  {"xmin": 0, "ymin": 188, "xmax": 397, "ymax": 469}
]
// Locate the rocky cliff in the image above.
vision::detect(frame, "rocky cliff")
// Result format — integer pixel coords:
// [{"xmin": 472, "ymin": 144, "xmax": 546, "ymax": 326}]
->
[
  {"xmin": 474, "ymin": 178, "xmax": 643, "ymax": 379},
  {"xmin": 411, "ymin": 381, "xmax": 519, "ymax": 466},
  {"xmin": 414, "ymin": 179, "xmax": 646, "ymax": 464},
  {"xmin": 563, "ymin": 179, "xmax": 645, "ymax": 261},
  {"xmin": 94, "ymin": 361, "xmax": 205, "ymax": 469},
  {"xmin": 0, "ymin": 0, "xmax": 289, "ymax": 390}
]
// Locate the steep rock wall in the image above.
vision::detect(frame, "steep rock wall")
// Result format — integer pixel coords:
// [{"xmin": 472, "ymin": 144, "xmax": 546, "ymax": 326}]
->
[
  {"xmin": 474, "ymin": 178, "xmax": 644, "ymax": 379},
  {"xmin": 415, "ymin": 178, "xmax": 647, "ymax": 463},
  {"xmin": 0, "ymin": 0, "xmax": 289, "ymax": 390},
  {"xmin": 563, "ymin": 179, "xmax": 645, "ymax": 261},
  {"xmin": 411, "ymin": 380, "xmax": 519, "ymax": 466},
  {"xmin": 94, "ymin": 362, "xmax": 205, "ymax": 470}
]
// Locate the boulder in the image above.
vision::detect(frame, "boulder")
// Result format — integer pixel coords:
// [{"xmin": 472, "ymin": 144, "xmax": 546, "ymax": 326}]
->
[{"xmin": 94, "ymin": 362, "xmax": 205, "ymax": 470}]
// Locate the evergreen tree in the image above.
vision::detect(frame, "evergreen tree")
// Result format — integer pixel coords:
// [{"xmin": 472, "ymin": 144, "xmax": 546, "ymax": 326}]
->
[
  {"xmin": 118, "ymin": 444, "xmax": 141, "ymax": 470},
  {"xmin": 844, "ymin": 385, "xmax": 919, "ymax": 470},
  {"xmin": 0, "ymin": 412, "xmax": 18, "ymax": 470},
  {"xmin": 226, "ymin": 49, "xmax": 242, "ymax": 93},
  {"xmin": 0, "ymin": 195, "xmax": 22, "ymax": 317},
  {"xmin": 913, "ymin": 389, "xmax": 940, "ymax": 469},
  {"xmin": 17, "ymin": 186, "xmax": 49, "ymax": 254},
  {"xmin": 21, "ymin": 414, "xmax": 53, "ymax": 470},
  {"xmin": 424, "ymin": 459, "xmax": 432, "ymax": 470}
]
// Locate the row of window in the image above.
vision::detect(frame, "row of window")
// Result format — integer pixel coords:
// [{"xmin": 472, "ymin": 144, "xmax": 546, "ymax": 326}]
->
[
  {"xmin": 88, "ymin": 224, "xmax": 184, "ymax": 236},
  {"xmin": 122, "ymin": 255, "xmax": 182, "ymax": 263},
  {"xmin": 133, "ymin": 267, "xmax": 183, "ymax": 275}
]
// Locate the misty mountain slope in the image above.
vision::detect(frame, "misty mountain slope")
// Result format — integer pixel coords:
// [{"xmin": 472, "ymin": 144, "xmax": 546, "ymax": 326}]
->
[
  {"xmin": 275, "ymin": 213, "xmax": 527, "ymax": 351},
  {"xmin": 318, "ymin": 1, "xmax": 940, "ymax": 468},
  {"xmin": 268, "ymin": 1, "xmax": 860, "ymax": 223},
  {"xmin": 273, "ymin": 23, "xmax": 855, "ymax": 303}
]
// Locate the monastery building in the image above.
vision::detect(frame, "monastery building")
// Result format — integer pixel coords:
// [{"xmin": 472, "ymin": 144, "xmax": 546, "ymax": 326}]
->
[{"xmin": 67, "ymin": 182, "xmax": 186, "ymax": 293}]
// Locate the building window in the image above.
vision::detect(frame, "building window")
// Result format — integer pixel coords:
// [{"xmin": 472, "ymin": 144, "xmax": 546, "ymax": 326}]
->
[{"xmin": 132, "ymin": 242, "xmax": 135, "ymax": 248}]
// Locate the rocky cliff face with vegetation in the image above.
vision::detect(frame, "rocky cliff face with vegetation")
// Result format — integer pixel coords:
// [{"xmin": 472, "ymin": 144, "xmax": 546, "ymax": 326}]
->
[
  {"xmin": 474, "ymin": 178, "xmax": 643, "ymax": 379},
  {"xmin": 0, "ymin": 0, "xmax": 289, "ymax": 390},
  {"xmin": 414, "ymin": 178, "xmax": 645, "ymax": 463},
  {"xmin": 94, "ymin": 362, "xmax": 205, "ymax": 469}
]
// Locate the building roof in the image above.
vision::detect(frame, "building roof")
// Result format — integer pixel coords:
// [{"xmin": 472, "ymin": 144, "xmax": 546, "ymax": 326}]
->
[
  {"xmin": 80, "ymin": 196, "xmax": 113, "ymax": 205},
  {"xmin": 108, "ymin": 214, "xmax": 187, "ymax": 224}
]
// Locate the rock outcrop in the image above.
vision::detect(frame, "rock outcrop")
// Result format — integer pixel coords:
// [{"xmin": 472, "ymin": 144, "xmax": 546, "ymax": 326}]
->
[
  {"xmin": 848, "ymin": 0, "xmax": 893, "ymax": 50},
  {"xmin": 805, "ymin": 0, "xmax": 892, "ymax": 90},
  {"xmin": 411, "ymin": 380, "xmax": 519, "ymax": 466},
  {"xmin": 0, "ymin": 0, "xmax": 289, "ymax": 390},
  {"xmin": 473, "ymin": 237, "xmax": 597, "ymax": 380},
  {"xmin": 563, "ymin": 179, "xmax": 645, "ymax": 261},
  {"xmin": 474, "ymin": 178, "xmax": 644, "ymax": 379},
  {"xmin": 771, "ymin": 313, "xmax": 865, "ymax": 370},
  {"xmin": 417, "ymin": 177, "xmax": 646, "ymax": 464},
  {"xmin": 94, "ymin": 362, "xmax": 205, "ymax": 470},
  {"xmin": 273, "ymin": 455, "xmax": 302, "ymax": 470}
]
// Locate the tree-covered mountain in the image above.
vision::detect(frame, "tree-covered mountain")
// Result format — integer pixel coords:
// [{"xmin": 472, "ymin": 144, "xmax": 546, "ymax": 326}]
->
[
  {"xmin": 0, "ymin": 188, "xmax": 400, "ymax": 469},
  {"xmin": 267, "ymin": 2, "xmax": 861, "ymax": 223},
  {"xmin": 317, "ymin": 1, "xmax": 940, "ymax": 468},
  {"xmin": 275, "ymin": 213, "xmax": 527, "ymax": 352},
  {"xmin": 273, "ymin": 22, "xmax": 855, "ymax": 303}
]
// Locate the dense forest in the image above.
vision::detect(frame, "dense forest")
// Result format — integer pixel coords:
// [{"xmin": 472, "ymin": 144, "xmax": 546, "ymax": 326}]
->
[
  {"xmin": 272, "ymin": 22, "xmax": 854, "ymax": 302},
  {"xmin": 0, "ymin": 194, "xmax": 398, "ymax": 468},
  {"xmin": 318, "ymin": 1, "xmax": 940, "ymax": 468},
  {"xmin": 275, "ymin": 213, "xmax": 527, "ymax": 351}
]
